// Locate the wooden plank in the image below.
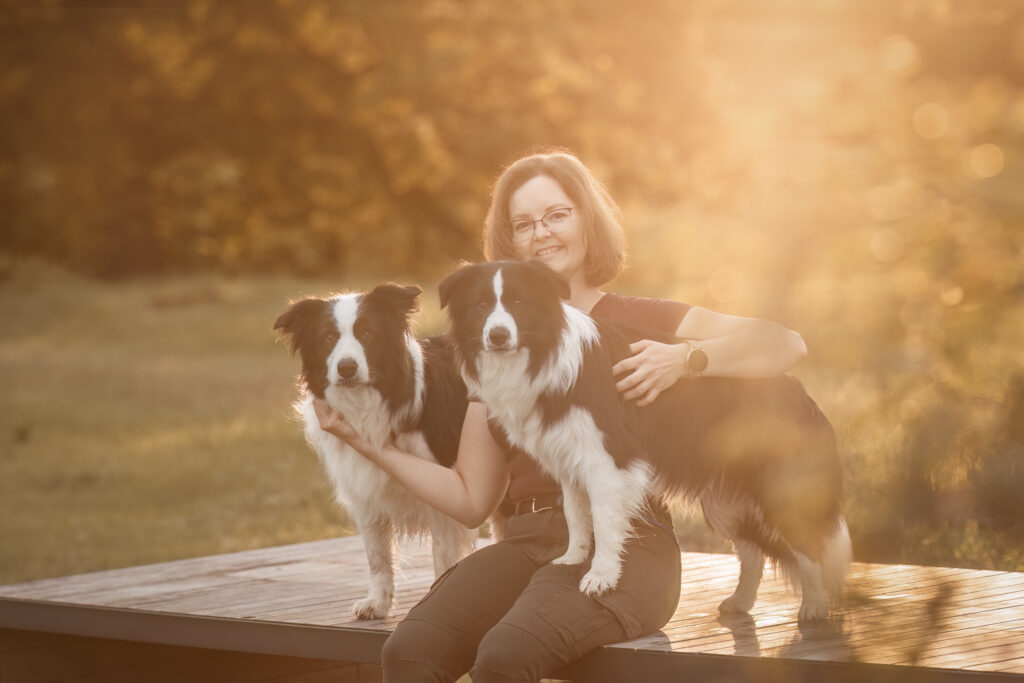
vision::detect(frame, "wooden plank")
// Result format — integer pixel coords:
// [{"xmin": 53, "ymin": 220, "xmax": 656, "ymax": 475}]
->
[
  {"xmin": 0, "ymin": 628, "xmax": 371, "ymax": 683},
  {"xmin": 1, "ymin": 538, "xmax": 359, "ymax": 599},
  {"xmin": 3, "ymin": 539, "xmax": 1024, "ymax": 681}
]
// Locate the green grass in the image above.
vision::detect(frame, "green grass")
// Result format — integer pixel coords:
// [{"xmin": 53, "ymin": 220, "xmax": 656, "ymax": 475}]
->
[
  {"xmin": 0, "ymin": 259, "xmax": 722, "ymax": 585},
  {"xmin": 3, "ymin": 255, "xmax": 1022, "ymax": 585},
  {"xmin": 0, "ymin": 259, "xmax": 420, "ymax": 583}
]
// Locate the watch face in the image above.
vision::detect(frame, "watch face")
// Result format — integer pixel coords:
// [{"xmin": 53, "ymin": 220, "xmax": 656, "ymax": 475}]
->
[{"xmin": 688, "ymin": 347, "xmax": 708, "ymax": 373}]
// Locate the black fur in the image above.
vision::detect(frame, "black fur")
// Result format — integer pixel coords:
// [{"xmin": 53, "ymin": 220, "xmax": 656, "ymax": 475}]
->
[
  {"xmin": 441, "ymin": 260, "xmax": 842, "ymax": 565},
  {"xmin": 274, "ymin": 284, "xmax": 468, "ymax": 468},
  {"xmin": 273, "ymin": 297, "xmax": 335, "ymax": 398},
  {"xmin": 440, "ymin": 261, "xmax": 569, "ymax": 383}
]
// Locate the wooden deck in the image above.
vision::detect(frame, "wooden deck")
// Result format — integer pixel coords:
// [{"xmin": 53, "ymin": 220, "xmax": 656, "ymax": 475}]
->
[{"xmin": 2, "ymin": 536, "xmax": 1023, "ymax": 682}]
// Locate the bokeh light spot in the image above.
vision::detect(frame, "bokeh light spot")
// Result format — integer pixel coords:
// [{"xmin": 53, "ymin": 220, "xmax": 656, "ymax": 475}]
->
[
  {"xmin": 968, "ymin": 143, "xmax": 1005, "ymax": 178},
  {"xmin": 913, "ymin": 102, "xmax": 950, "ymax": 139},
  {"xmin": 939, "ymin": 285, "xmax": 964, "ymax": 306},
  {"xmin": 870, "ymin": 228, "xmax": 905, "ymax": 262},
  {"xmin": 879, "ymin": 35, "xmax": 919, "ymax": 73}
]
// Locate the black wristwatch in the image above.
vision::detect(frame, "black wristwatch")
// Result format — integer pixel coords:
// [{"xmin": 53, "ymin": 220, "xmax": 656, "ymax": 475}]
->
[{"xmin": 686, "ymin": 345, "xmax": 708, "ymax": 376}]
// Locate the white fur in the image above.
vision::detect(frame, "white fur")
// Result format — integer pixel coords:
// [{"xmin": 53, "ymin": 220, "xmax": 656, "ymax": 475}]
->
[
  {"xmin": 329, "ymin": 296, "xmax": 371, "ymax": 384},
  {"xmin": 462, "ymin": 267, "xmax": 848, "ymax": 616},
  {"xmin": 701, "ymin": 485, "xmax": 850, "ymax": 619},
  {"xmin": 822, "ymin": 518, "xmax": 853, "ymax": 597},
  {"xmin": 467, "ymin": 289, "xmax": 653, "ymax": 594},
  {"xmin": 298, "ymin": 307, "xmax": 475, "ymax": 620},
  {"xmin": 483, "ymin": 269, "xmax": 519, "ymax": 350}
]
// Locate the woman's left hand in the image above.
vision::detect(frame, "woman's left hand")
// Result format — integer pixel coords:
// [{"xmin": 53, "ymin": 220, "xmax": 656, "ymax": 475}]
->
[{"xmin": 612, "ymin": 339, "xmax": 688, "ymax": 407}]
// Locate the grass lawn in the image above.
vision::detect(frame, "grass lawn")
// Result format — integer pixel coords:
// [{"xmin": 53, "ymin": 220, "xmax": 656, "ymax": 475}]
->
[
  {"xmin": 4, "ymin": 255, "xmax": 1020, "ymax": 584},
  {"xmin": 0, "ymin": 258, "xmax": 725, "ymax": 585},
  {"xmin": 0, "ymin": 259, "xmax": 452, "ymax": 583}
]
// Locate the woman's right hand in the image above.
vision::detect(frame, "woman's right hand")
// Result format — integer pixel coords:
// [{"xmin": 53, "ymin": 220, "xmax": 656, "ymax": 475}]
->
[{"xmin": 313, "ymin": 398, "xmax": 376, "ymax": 457}]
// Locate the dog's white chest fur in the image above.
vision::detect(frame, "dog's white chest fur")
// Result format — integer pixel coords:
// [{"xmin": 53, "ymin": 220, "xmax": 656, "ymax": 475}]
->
[{"xmin": 469, "ymin": 304, "xmax": 601, "ymax": 483}]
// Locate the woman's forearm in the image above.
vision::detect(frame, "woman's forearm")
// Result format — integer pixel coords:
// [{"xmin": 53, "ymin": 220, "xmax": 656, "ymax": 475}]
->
[
  {"xmin": 689, "ymin": 320, "xmax": 806, "ymax": 378},
  {"xmin": 675, "ymin": 306, "xmax": 806, "ymax": 378},
  {"xmin": 363, "ymin": 442, "xmax": 506, "ymax": 528},
  {"xmin": 336, "ymin": 402, "xmax": 509, "ymax": 529}
]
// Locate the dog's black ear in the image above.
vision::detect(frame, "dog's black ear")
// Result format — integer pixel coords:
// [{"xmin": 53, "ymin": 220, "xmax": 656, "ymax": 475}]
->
[
  {"xmin": 273, "ymin": 298, "xmax": 327, "ymax": 354},
  {"xmin": 366, "ymin": 283, "xmax": 422, "ymax": 320},
  {"xmin": 438, "ymin": 261, "xmax": 476, "ymax": 310},
  {"xmin": 523, "ymin": 261, "xmax": 571, "ymax": 301}
]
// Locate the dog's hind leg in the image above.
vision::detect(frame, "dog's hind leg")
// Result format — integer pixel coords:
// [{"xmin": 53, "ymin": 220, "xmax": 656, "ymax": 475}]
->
[
  {"xmin": 791, "ymin": 518, "xmax": 851, "ymax": 621},
  {"xmin": 702, "ymin": 494, "xmax": 765, "ymax": 615},
  {"xmin": 794, "ymin": 550, "xmax": 829, "ymax": 622},
  {"xmin": 552, "ymin": 483, "xmax": 593, "ymax": 566},
  {"xmin": 719, "ymin": 539, "xmax": 765, "ymax": 614},
  {"xmin": 352, "ymin": 515, "xmax": 395, "ymax": 620}
]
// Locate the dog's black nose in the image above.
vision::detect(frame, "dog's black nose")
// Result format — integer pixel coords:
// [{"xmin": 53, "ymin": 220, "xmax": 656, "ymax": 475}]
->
[
  {"xmin": 337, "ymin": 358, "xmax": 358, "ymax": 379},
  {"xmin": 488, "ymin": 327, "xmax": 511, "ymax": 348}
]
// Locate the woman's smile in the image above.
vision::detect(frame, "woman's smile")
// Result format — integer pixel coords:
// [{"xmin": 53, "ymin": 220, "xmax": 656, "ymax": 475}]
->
[{"xmin": 510, "ymin": 175, "xmax": 586, "ymax": 285}]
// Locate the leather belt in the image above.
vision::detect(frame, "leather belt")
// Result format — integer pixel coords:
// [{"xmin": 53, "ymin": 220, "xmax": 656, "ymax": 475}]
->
[{"xmin": 511, "ymin": 493, "xmax": 563, "ymax": 515}]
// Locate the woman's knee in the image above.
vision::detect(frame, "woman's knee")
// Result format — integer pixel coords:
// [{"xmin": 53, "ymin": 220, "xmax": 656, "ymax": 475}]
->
[
  {"xmin": 470, "ymin": 623, "xmax": 549, "ymax": 683},
  {"xmin": 381, "ymin": 618, "xmax": 461, "ymax": 683}
]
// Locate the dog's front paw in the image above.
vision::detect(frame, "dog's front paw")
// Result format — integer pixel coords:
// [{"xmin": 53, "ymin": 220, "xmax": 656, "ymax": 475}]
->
[
  {"xmin": 797, "ymin": 598, "xmax": 829, "ymax": 622},
  {"xmin": 352, "ymin": 596, "xmax": 390, "ymax": 620},
  {"xmin": 552, "ymin": 546, "xmax": 590, "ymax": 566},
  {"xmin": 579, "ymin": 567, "xmax": 620, "ymax": 596}
]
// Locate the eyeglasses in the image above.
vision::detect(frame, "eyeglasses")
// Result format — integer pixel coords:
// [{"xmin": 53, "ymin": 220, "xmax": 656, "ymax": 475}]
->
[{"xmin": 509, "ymin": 207, "xmax": 575, "ymax": 244}]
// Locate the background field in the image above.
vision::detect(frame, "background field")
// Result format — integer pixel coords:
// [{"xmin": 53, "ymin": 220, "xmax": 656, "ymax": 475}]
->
[
  {"xmin": 2, "ymin": 1, "xmax": 1023, "ymax": 582},
  {"xmin": 2, "ymin": 248, "xmax": 1022, "ymax": 584}
]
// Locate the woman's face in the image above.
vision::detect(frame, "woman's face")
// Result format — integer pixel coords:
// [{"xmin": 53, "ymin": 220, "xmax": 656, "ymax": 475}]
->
[{"xmin": 509, "ymin": 174, "xmax": 586, "ymax": 283}]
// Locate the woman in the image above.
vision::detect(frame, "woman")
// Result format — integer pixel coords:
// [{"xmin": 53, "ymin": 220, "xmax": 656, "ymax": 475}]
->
[{"xmin": 315, "ymin": 150, "xmax": 806, "ymax": 682}]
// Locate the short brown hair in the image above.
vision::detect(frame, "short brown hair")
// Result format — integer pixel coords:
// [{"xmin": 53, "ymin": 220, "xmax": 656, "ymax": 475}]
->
[{"xmin": 483, "ymin": 149, "xmax": 626, "ymax": 287}]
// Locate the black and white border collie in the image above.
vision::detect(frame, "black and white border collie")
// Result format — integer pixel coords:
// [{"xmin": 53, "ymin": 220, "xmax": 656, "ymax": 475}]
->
[
  {"xmin": 274, "ymin": 283, "xmax": 475, "ymax": 620},
  {"xmin": 439, "ymin": 261, "xmax": 851, "ymax": 621}
]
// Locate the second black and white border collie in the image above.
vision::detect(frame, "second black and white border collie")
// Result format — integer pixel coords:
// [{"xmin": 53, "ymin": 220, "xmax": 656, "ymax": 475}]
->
[
  {"xmin": 274, "ymin": 283, "xmax": 476, "ymax": 620},
  {"xmin": 439, "ymin": 261, "xmax": 851, "ymax": 621}
]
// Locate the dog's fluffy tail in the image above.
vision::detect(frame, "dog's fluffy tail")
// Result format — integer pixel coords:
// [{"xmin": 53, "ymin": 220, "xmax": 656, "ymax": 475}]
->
[{"xmin": 822, "ymin": 517, "xmax": 853, "ymax": 598}]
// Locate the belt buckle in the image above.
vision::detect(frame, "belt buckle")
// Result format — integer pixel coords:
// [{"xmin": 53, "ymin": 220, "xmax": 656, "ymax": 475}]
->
[{"xmin": 530, "ymin": 498, "xmax": 554, "ymax": 514}]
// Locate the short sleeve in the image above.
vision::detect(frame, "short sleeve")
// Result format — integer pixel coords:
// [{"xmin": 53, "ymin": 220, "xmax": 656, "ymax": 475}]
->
[{"xmin": 590, "ymin": 293, "xmax": 690, "ymax": 334}]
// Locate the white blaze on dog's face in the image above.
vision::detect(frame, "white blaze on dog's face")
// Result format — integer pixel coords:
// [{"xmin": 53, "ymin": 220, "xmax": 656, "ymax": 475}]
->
[
  {"xmin": 275, "ymin": 283, "xmax": 421, "ymax": 400},
  {"xmin": 438, "ymin": 261, "xmax": 574, "ymax": 383},
  {"xmin": 328, "ymin": 294, "xmax": 371, "ymax": 386},
  {"xmin": 483, "ymin": 269, "xmax": 518, "ymax": 352}
]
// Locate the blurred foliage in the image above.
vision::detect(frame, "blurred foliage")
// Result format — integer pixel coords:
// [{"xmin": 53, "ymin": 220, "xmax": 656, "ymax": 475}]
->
[{"xmin": 1, "ymin": 0, "xmax": 1023, "ymax": 570}]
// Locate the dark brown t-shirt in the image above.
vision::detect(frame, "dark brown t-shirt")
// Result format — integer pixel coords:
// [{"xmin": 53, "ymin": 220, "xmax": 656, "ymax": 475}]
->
[{"xmin": 503, "ymin": 292, "xmax": 691, "ymax": 502}]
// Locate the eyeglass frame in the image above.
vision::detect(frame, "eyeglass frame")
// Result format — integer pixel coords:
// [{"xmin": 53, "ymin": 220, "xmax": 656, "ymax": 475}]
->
[{"xmin": 508, "ymin": 206, "xmax": 576, "ymax": 244}]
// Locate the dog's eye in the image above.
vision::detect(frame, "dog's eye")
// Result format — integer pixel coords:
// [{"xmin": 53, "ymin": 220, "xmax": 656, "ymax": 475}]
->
[
  {"xmin": 357, "ymin": 328, "xmax": 374, "ymax": 341},
  {"xmin": 322, "ymin": 330, "xmax": 339, "ymax": 344},
  {"xmin": 476, "ymin": 301, "xmax": 490, "ymax": 311}
]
